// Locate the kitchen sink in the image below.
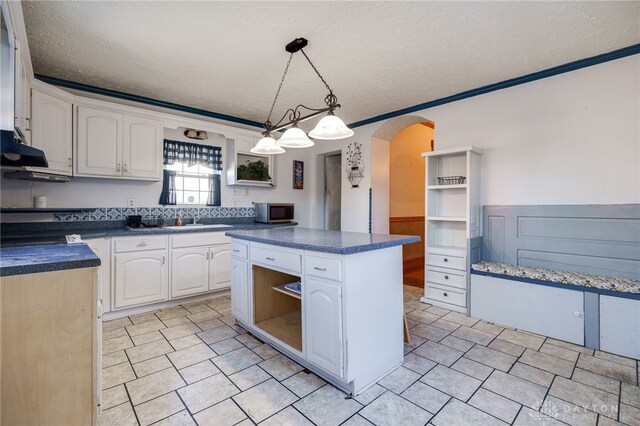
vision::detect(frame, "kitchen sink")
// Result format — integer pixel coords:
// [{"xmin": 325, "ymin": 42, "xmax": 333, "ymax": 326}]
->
[
  {"xmin": 126, "ymin": 224, "xmax": 233, "ymax": 231},
  {"xmin": 164, "ymin": 224, "xmax": 233, "ymax": 230}
]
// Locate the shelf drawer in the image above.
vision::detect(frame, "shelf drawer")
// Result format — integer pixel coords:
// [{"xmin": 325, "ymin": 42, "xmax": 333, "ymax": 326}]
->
[
  {"xmin": 251, "ymin": 246, "xmax": 302, "ymax": 274},
  {"xmin": 426, "ymin": 283, "xmax": 467, "ymax": 307},
  {"xmin": 114, "ymin": 235, "xmax": 167, "ymax": 253},
  {"xmin": 305, "ymin": 255, "xmax": 342, "ymax": 282},
  {"xmin": 231, "ymin": 242, "xmax": 248, "ymax": 259},
  {"xmin": 426, "ymin": 267, "xmax": 466, "ymax": 290},
  {"xmin": 427, "ymin": 252, "xmax": 466, "ymax": 271}
]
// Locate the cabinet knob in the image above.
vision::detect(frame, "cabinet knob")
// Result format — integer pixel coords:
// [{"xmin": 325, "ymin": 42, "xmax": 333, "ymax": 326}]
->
[
  {"xmin": 443, "ymin": 292, "xmax": 448, "ymax": 297},
  {"xmin": 444, "ymin": 258, "xmax": 449, "ymax": 262},
  {"xmin": 444, "ymin": 275, "xmax": 449, "ymax": 280},
  {"xmin": 266, "ymin": 257, "xmax": 275, "ymax": 261},
  {"xmin": 574, "ymin": 311, "xmax": 581, "ymax": 317},
  {"xmin": 313, "ymin": 266, "xmax": 327, "ymax": 272}
]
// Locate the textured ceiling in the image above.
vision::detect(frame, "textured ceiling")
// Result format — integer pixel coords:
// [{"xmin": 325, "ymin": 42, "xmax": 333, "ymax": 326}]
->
[{"xmin": 23, "ymin": 1, "xmax": 640, "ymax": 127}]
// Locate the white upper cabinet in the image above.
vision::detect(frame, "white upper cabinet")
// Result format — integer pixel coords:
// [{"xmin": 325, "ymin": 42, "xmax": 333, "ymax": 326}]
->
[
  {"xmin": 76, "ymin": 105, "xmax": 122, "ymax": 177},
  {"xmin": 76, "ymin": 105, "xmax": 162, "ymax": 180},
  {"xmin": 13, "ymin": 38, "xmax": 30, "ymax": 144},
  {"xmin": 29, "ymin": 89, "xmax": 73, "ymax": 175},
  {"xmin": 123, "ymin": 115, "xmax": 163, "ymax": 180}
]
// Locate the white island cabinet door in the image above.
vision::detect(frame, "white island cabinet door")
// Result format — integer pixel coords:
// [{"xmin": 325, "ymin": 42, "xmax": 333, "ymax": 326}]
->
[
  {"xmin": 76, "ymin": 106, "xmax": 123, "ymax": 177},
  {"xmin": 304, "ymin": 278, "xmax": 344, "ymax": 378},
  {"xmin": 171, "ymin": 247, "xmax": 210, "ymax": 299},
  {"xmin": 114, "ymin": 250, "xmax": 168, "ymax": 309},
  {"xmin": 210, "ymin": 245, "xmax": 232, "ymax": 291},
  {"xmin": 231, "ymin": 258, "xmax": 249, "ymax": 323},
  {"xmin": 122, "ymin": 115, "xmax": 163, "ymax": 180}
]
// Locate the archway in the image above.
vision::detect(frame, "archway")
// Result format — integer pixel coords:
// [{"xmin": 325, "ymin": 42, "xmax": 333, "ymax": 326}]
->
[{"xmin": 370, "ymin": 115, "xmax": 434, "ymax": 287}]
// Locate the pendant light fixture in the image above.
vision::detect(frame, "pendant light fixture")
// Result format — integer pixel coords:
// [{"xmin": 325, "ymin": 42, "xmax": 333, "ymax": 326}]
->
[{"xmin": 250, "ymin": 38, "xmax": 353, "ymax": 155}]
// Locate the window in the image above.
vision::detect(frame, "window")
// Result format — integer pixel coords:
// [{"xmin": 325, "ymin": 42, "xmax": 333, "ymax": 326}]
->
[
  {"xmin": 159, "ymin": 139, "xmax": 222, "ymax": 206},
  {"xmin": 165, "ymin": 162, "xmax": 218, "ymax": 205}
]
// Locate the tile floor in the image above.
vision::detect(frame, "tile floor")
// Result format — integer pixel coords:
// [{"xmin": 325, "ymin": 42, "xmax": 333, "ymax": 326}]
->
[{"xmin": 99, "ymin": 286, "xmax": 640, "ymax": 426}]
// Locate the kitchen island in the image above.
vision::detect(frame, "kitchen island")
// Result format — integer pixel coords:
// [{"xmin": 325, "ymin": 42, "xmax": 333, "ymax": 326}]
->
[{"xmin": 225, "ymin": 227, "xmax": 419, "ymax": 395}]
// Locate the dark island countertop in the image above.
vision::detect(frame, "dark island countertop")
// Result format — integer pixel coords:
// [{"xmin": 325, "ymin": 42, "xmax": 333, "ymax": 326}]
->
[
  {"xmin": 0, "ymin": 243, "xmax": 101, "ymax": 277},
  {"xmin": 225, "ymin": 227, "xmax": 420, "ymax": 255}
]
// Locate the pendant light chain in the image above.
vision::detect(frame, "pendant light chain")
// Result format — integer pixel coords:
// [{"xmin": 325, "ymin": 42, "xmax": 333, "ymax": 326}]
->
[
  {"xmin": 265, "ymin": 52, "xmax": 294, "ymax": 128},
  {"xmin": 300, "ymin": 49, "xmax": 334, "ymax": 95}
]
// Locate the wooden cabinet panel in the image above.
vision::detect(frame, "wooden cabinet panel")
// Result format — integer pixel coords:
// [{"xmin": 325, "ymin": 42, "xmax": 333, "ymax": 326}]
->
[
  {"xmin": 30, "ymin": 89, "xmax": 73, "ymax": 175},
  {"xmin": 76, "ymin": 106, "xmax": 122, "ymax": 177},
  {"xmin": 304, "ymin": 278, "xmax": 343, "ymax": 378},
  {"xmin": 231, "ymin": 258, "xmax": 249, "ymax": 323},
  {"xmin": 85, "ymin": 238, "xmax": 112, "ymax": 313},
  {"xmin": 171, "ymin": 247, "xmax": 210, "ymax": 298},
  {"xmin": 210, "ymin": 245, "xmax": 231, "ymax": 291},
  {"xmin": 114, "ymin": 250, "xmax": 168, "ymax": 309},
  {"xmin": 1, "ymin": 268, "xmax": 98, "ymax": 425},
  {"xmin": 122, "ymin": 115, "xmax": 162, "ymax": 180}
]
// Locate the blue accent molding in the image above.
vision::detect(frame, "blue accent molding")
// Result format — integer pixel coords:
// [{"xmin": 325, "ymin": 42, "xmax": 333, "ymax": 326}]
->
[
  {"xmin": 349, "ymin": 44, "xmax": 640, "ymax": 129},
  {"xmin": 36, "ymin": 44, "xmax": 640, "ymax": 131},
  {"xmin": 34, "ymin": 74, "xmax": 264, "ymax": 129}
]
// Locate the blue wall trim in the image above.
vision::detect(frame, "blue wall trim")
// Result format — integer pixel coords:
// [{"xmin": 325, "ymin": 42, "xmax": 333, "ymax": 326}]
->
[
  {"xmin": 34, "ymin": 74, "xmax": 264, "ymax": 129},
  {"xmin": 37, "ymin": 43, "xmax": 640, "ymax": 131},
  {"xmin": 349, "ymin": 43, "xmax": 640, "ymax": 129}
]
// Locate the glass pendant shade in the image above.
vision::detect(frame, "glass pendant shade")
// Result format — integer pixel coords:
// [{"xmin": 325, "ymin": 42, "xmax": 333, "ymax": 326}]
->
[
  {"xmin": 250, "ymin": 136, "xmax": 286, "ymax": 154},
  {"xmin": 308, "ymin": 113, "xmax": 354, "ymax": 140},
  {"xmin": 277, "ymin": 126, "xmax": 314, "ymax": 148}
]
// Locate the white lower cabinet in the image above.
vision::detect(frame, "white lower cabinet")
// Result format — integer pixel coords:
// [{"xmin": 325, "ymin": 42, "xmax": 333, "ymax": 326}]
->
[
  {"xmin": 85, "ymin": 238, "xmax": 112, "ymax": 313},
  {"xmin": 210, "ymin": 245, "xmax": 231, "ymax": 291},
  {"xmin": 169, "ymin": 234, "xmax": 231, "ymax": 299},
  {"xmin": 114, "ymin": 250, "xmax": 168, "ymax": 309},
  {"xmin": 304, "ymin": 278, "xmax": 344, "ymax": 378},
  {"xmin": 171, "ymin": 247, "xmax": 210, "ymax": 298},
  {"xmin": 230, "ymin": 258, "xmax": 249, "ymax": 323}
]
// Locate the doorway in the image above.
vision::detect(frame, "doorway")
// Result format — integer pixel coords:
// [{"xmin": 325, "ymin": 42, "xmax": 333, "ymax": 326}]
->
[{"xmin": 323, "ymin": 153, "xmax": 342, "ymax": 231}]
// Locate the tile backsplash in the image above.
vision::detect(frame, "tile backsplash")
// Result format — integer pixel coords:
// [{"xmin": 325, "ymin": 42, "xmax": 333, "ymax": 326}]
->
[{"xmin": 54, "ymin": 206, "xmax": 256, "ymax": 222}]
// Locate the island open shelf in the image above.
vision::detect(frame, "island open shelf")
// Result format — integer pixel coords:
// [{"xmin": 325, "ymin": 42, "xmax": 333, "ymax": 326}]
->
[{"xmin": 252, "ymin": 265, "xmax": 302, "ymax": 351}]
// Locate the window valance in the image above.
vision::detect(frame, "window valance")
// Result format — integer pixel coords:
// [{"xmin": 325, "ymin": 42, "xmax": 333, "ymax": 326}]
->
[{"xmin": 163, "ymin": 139, "xmax": 222, "ymax": 171}]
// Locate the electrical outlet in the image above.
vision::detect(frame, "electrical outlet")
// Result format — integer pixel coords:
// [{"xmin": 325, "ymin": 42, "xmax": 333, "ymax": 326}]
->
[
  {"xmin": 244, "ymin": 188, "xmax": 250, "ymax": 196},
  {"xmin": 233, "ymin": 189, "xmax": 241, "ymax": 196},
  {"xmin": 127, "ymin": 198, "xmax": 135, "ymax": 208}
]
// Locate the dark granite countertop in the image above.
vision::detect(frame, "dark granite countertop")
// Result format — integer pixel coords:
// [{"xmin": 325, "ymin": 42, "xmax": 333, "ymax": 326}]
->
[
  {"xmin": 0, "ymin": 221, "xmax": 297, "ymax": 246},
  {"xmin": 225, "ymin": 227, "xmax": 420, "ymax": 255},
  {"xmin": 0, "ymin": 243, "xmax": 101, "ymax": 277}
]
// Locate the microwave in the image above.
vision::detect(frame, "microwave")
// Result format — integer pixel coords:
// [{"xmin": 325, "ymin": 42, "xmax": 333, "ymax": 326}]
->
[{"xmin": 255, "ymin": 203, "xmax": 294, "ymax": 223}]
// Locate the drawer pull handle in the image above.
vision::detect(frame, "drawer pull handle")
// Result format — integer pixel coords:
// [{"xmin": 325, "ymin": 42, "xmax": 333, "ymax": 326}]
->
[
  {"xmin": 116, "ymin": 163, "xmax": 121, "ymax": 172},
  {"xmin": 444, "ymin": 258, "xmax": 449, "ymax": 262},
  {"xmin": 137, "ymin": 242, "xmax": 148, "ymax": 247},
  {"xmin": 443, "ymin": 292, "xmax": 448, "ymax": 297},
  {"xmin": 162, "ymin": 256, "xmax": 165, "ymax": 265},
  {"xmin": 266, "ymin": 257, "xmax": 275, "ymax": 261},
  {"xmin": 67, "ymin": 157, "xmax": 72, "ymax": 167},
  {"xmin": 232, "ymin": 249, "xmax": 240, "ymax": 253},
  {"xmin": 314, "ymin": 267, "xmax": 327, "ymax": 272},
  {"xmin": 444, "ymin": 275, "xmax": 449, "ymax": 280},
  {"xmin": 206, "ymin": 252, "xmax": 209, "ymax": 260}
]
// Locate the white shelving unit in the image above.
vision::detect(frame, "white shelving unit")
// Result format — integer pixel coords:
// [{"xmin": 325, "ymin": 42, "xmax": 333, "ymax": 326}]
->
[{"xmin": 421, "ymin": 146, "xmax": 482, "ymax": 313}]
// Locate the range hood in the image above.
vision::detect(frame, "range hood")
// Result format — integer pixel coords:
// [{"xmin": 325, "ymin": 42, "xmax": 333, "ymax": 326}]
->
[{"xmin": 1, "ymin": 130, "xmax": 48, "ymax": 168}]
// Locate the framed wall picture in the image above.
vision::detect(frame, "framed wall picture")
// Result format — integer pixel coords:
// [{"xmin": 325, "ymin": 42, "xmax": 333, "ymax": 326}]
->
[{"xmin": 293, "ymin": 160, "xmax": 304, "ymax": 189}]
